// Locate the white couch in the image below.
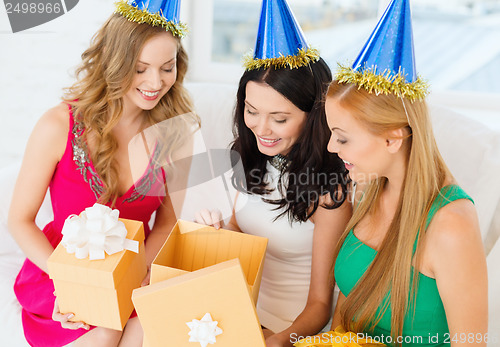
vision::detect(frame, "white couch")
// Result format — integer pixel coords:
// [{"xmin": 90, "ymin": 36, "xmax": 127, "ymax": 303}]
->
[{"xmin": 1, "ymin": 82, "xmax": 499, "ymax": 346}]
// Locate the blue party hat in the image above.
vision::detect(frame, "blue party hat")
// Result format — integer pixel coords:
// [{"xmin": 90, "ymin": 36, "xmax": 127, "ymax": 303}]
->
[
  {"xmin": 243, "ymin": 0, "xmax": 319, "ymax": 70},
  {"xmin": 336, "ymin": 0, "xmax": 428, "ymax": 101},
  {"xmin": 115, "ymin": 0, "xmax": 187, "ymax": 38}
]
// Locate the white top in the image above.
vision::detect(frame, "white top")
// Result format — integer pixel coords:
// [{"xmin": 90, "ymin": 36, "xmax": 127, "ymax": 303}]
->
[{"xmin": 234, "ymin": 162, "xmax": 315, "ymax": 333}]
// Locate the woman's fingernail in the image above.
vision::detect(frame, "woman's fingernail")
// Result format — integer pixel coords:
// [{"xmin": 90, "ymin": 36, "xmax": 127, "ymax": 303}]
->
[
  {"xmin": 67, "ymin": 314, "xmax": 74, "ymax": 319},
  {"xmin": 78, "ymin": 323, "xmax": 84, "ymax": 328}
]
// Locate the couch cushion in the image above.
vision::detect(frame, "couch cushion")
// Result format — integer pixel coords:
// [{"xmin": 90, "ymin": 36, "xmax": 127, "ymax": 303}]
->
[
  {"xmin": 429, "ymin": 103, "xmax": 500, "ymax": 249},
  {"xmin": 186, "ymin": 82, "xmax": 238, "ymax": 151}
]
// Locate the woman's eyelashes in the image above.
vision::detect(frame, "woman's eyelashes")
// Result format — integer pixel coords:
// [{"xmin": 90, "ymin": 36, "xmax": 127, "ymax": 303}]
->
[
  {"xmin": 136, "ymin": 65, "xmax": 175, "ymax": 74},
  {"xmin": 336, "ymin": 137, "xmax": 348, "ymax": 144},
  {"xmin": 162, "ymin": 64, "xmax": 175, "ymax": 73},
  {"xmin": 245, "ymin": 109, "xmax": 286, "ymax": 123},
  {"xmin": 330, "ymin": 131, "xmax": 348, "ymax": 144}
]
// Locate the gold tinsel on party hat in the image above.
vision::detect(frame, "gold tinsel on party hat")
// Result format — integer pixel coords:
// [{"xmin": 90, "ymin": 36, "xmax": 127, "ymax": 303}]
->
[
  {"xmin": 336, "ymin": 64, "xmax": 429, "ymax": 102},
  {"xmin": 243, "ymin": 47, "xmax": 320, "ymax": 71},
  {"xmin": 115, "ymin": 1, "xmax": 187, "ymax": 38}
]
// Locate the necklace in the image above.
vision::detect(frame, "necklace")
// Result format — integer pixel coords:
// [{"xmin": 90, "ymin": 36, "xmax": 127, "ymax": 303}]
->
[{"xmin": 269, "ymin": 154, "xmax": 289, "ymax": 171}]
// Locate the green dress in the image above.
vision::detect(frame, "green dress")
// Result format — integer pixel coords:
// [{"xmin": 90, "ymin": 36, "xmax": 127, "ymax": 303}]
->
[{"xmin": 334, "ymin": 185, "xmax": 473, "ymax": 346}]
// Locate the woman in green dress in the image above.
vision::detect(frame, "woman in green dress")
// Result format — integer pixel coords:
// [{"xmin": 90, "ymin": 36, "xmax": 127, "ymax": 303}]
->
[{"xmin": 323, "ymin": 0, "xmax": 488, "ymax": 345}]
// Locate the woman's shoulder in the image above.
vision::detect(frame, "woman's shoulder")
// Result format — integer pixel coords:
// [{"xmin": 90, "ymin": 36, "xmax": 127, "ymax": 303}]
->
[
  {"xmin": 429, "ymin": 181, "xmax": 476, "ymax": 230},
  {"xmin": 30, "ymin": 103, "xmax": 71, "ymax": 159},
  {"xmin": 421, "ymin": 185, "xmax": 484, "ymax": 280},
  {"xmin": 36, "ymin": 103, "xmax": 71, "ymax": 133},
  {"xmin": 431, "ymin": 197, "xmax": 477, "ymax": 232},
  {"xmin": 310, "ymin": 188, "xmax": 352, "ymax": 224},
  {"xmin": 425, "ymin": 189, "xmax": 479, "ymax": 257}
]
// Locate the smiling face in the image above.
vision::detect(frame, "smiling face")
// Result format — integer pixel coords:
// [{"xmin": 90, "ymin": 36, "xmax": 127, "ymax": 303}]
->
[
  {"xmin": 123, "ymin": 31, "xmax": 178, "ymax": 112},
  {"xmin": 325, "ymin": 97, "xmax": 392, "ymax": 183},
  {"xmin": 244, "ymin": 81, "xmax": 307, "ymax": 156}
]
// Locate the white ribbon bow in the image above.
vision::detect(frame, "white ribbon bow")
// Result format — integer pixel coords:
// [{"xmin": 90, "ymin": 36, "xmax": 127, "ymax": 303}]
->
[
  {"xmin": 186, "ymin": 313, "xmax": 223, "ymax": 347},
  {"xmin": 61, "ymin": 203, "xmax": 139, "ymax": 260}
]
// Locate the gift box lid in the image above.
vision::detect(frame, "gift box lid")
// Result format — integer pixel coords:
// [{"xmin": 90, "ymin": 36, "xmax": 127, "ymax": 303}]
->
[
  {"xmin": 47, "ymin": 218, "xmax": 145, "ymax": 290},
  {"xmin": 150, "ymin": 220, "xmax": 267, "ymax": 303},
  {"xmin": 132, "ymin": 258, "xmax": 266, "ymax": 347}
]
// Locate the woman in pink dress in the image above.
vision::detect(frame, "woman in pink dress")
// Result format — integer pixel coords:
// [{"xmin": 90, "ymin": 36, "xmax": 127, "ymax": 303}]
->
[{"xmin": 7, "ymin": 1, "xmax": 197, "ymax": 346}]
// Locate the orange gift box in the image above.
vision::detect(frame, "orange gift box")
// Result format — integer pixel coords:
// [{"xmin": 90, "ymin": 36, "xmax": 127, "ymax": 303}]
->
[
  {"xmin": 149, "ymin": 220, "xmax": 268, "ymax": 304},
  {"xmin": 47, "ymin": 218, "xmax": 147, "ymax": 330},
  {"xmin": 132, "ymin": 258, "xmax": 266, "ymax": 347}
]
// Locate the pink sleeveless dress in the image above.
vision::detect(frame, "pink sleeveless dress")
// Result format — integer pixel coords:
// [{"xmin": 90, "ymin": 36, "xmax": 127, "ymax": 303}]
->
[{"xmin": 14, "ymin": 105, "xmax": 166, "ymax": 347}]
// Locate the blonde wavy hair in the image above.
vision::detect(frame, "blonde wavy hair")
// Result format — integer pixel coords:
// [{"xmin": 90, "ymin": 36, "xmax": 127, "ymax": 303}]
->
[
  {"xmin": 327, "ymin": 81, "xmax": 453, "ymax": 344},
  {"xmin": 63, "ymin": 13, "xmax": 199, "ymax": 206}
]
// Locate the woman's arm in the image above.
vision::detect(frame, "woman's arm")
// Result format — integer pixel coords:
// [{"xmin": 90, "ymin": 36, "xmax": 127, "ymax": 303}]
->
[
  {"xmin": 7, "ymin": 104, "xmax": 69, "ymax": 273},
  {"xmin": 225, "ymin": 209, "xmax": 241, "ymax": 232},
  {"xmin": 428, "ymin": 199, "xmax": 488, "ymax": 346},
  {"xmin": 266, "ymin": 197, "xmax": 352, "ymax": 347},
  {"xmin": 144, "ymin": 192, "xmax": 178, "ymax": 266},
  {"xmin": 331, "ymin": 290, "xmax": 346, "ymax": 330}
]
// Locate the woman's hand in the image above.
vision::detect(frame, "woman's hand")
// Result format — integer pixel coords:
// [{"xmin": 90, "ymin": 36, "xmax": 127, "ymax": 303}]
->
[
  {"xmin": 141, "ymin": 265, "xmax": 151, "ymax": 287},
  {"xmin": 194, "ymin": 209, "xmax": 223, "ymax": 229},
  {"xmin": 266, "ymin": 332, "xmax": 289, "ymax": 347},
  {"xmin": 52, "ymin": 296, "xmax": 89, "ymax": 330}
]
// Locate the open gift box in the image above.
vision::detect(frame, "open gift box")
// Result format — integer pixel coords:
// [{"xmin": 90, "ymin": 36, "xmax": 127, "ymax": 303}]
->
[
  {"xmin": 47, "ymin": 218, "xmax": 147, "ymax": 330},
  {"xmin": 133, "ymin": 258, "xmax": 266, "ymax": 347},
  {"xmin": 149, "ymin": 220, "xmax": 268, "ymax": 304}
]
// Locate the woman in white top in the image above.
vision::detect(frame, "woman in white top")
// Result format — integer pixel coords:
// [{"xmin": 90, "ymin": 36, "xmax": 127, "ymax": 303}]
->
[{"xmin": 196, "ymin": 57, "xmax": 352, "ymax": 347}]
